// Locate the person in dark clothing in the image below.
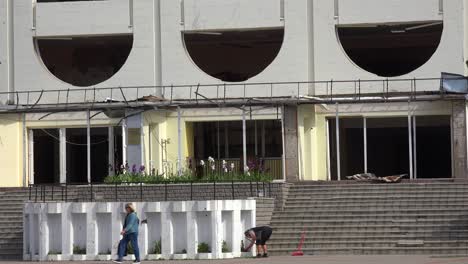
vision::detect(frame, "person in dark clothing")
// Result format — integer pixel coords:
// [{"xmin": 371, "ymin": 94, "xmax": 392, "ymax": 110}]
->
[
  {"xmin": 243, "ymin": 226, "xmax": 273, "ymax": 258},
  {"xmin": 113, "ymin": 203, "xmax": 140, "ymax": 264}
]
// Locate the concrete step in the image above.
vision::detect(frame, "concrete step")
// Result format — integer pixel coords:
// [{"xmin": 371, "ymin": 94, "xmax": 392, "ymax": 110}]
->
[
  {"xmin": 284, "ymin": 202, "xmax": 468, "ymax": 208},
  {"xmin": 268, "ymin": 240, "xmax": 468, "ymax": 248},
  {"xmin": 268, "ymin": 246, "xmax": 468, "ymax": 256},
  {"xmin": 286, "ymin": 192, "xmax": 468, "ymax": 198},
  {"xmin": 275, "ymin": 208, "xmax": 468, "ymax": 214},
  {"xmin": 270, "ymin": 235, "xmax": 468, "ymax": 242},
  {"xmin": 271, "ymin": 223, "xmax": 468, "ymax": 232},
  {"xmin": 271, "ymin": 218, "xmax": 468, "ymax": 226}
]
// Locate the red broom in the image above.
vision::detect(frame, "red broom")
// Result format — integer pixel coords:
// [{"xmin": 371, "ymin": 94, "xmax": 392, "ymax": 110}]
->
[{"xmin": 291, "ymin": 229, "xmax": 306, "ymax": 256}]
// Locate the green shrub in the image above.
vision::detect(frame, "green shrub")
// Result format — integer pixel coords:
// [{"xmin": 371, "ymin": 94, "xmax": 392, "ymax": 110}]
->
[
  {"xmin": 197, "ymin": 242, "xmax": 210, "ymax": 253},
  {"xmin": 72, "ymin": 245, "xmax": 86, "ymax": 255},
  {"xmin": 222, "ymin": 240, "xmax": 229, "ymax": 253},
  {"xmin": 152, "ymin": 239, "xmax": 162, "ymax": 255},
  {"xmin": 127, "ymin": 243, "xmax": 134, "ymax": 254},
  {"xmin": 48, "ymin": 250, "xmax": 61, "ymax": 255}
]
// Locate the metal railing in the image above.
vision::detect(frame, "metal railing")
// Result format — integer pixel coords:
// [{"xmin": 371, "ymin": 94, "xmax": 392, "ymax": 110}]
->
[
  {"xmin": 28, "ymin": 180, "xmax": 274, "ymax": 203},
  {"xmin": 0, "ymin": 77, "xmax": 449, "ymax": 113}
]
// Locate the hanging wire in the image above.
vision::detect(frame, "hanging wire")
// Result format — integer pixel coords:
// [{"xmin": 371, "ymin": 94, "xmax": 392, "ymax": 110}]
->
[{"xmin": 40, "ymin": 129, "xmax": 108, "ymax": 146}]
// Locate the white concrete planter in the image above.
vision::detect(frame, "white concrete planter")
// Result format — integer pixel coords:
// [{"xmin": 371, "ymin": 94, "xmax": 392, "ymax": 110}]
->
[
  {"xmin": 71, "ymin": 254, "xmax": 86, "ymax": 261},
  {"xmin": 172, "ymin": 254, "xmax": 187, "ymax": 260},
  {"xmin": 123, "ymin": 254, "xmax": 135, "ymax": 261},
  {"xmin": 71, "ymin": 203, "xmax": 87, "ymax": 213},
  {"xmin": 96, "ymin": 254, "xmax": 111, "ymax": 261},
  {"xmin": 46, "ymin": 254, "xmax": 62, "ymax": 261},
  {"xmin": 147, "ymin": 254, "xmax": 162, "ymax": 260},
  {"xmin": 197, "ymin": 253, "xmax": 212, "ymax": 259},
  {"xmin": 47, "ymin": 203, "xmax": 61, "ymax": 214},
  {"xmin": 146, "ymin": 202, "xmax": 161, "ymax": 212},
  {"xmin": 222, "ymin": 253, "xmax": 234, "ymax": 259},
  {"xmin": 241, "ymin": 252, "xmax": 255, "ymax": 258},
  {"xmin": 96, "ymin": 203, "xmax": 112, "ymax": 213}
]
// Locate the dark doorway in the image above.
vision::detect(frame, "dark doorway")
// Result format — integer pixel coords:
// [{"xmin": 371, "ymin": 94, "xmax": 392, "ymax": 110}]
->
[
  {"xmin": 90, "ymin": 128, "xmax": 109, "ymax": 183},
  {"xmin": 367, "ymin": 117, "xmax": 409, "ymax": 176},
  {"xmin": 415, "ymin": 116, "xmax": 451, "ymax": 178},
  {"xmin": 66, "ymin": 128, "xmax": 88, "ymax": 183},
  {"xmin": 33, "ymin": 129, "xmax": 60, "ymax": 184},
  {"xmin": 328, "ymin": 118, "xmax": 364, "ymax": 180},
  {"xmin": 337, "ymin": 21, "xmax": 443, "ymax": 77},
  {"xmin": 35, "ymin": 35, "xmax": 133, "ymax": 87},
  {"xmin": 183, "ymin": 29, "xmax": 284, "ymax": 82}
]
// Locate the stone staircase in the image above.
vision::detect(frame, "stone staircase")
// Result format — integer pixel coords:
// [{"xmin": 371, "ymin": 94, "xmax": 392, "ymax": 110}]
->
[
  {"xmin": 268, "ymin": 182, "xmax": 468, "ymax": 256},
  {"xmin": 0, "ymin": 188, "xmax": 29, "ymax": 260}
]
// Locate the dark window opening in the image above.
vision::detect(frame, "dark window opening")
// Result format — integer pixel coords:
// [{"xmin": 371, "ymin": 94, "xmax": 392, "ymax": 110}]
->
[
  {"xmin": 183, "ymin": 29, "xmax": 284, "ymax": 82},
  {"xmin": 328, "ymin": 115, "xmax": 452, "ymax": 180},
  {"xmin": 192, "ymin": 120, "xmax": 283, "ymax": 179},
  {"xmin": 367, "ymin": 117, "xmax": 409, "ymax": 176},
  {"xmin": 35, "ymin": 35, "xmax": 133, "ymax": 87},
  {"xmin": 33, "ymin": 129, "xmax": 60, "ymax": 184},
  {"xmin": 337, "ymin": 22, "xmax": 443, "ymax": 77},
  {"xmin": 415, "ymin": 116, "xmax": 451, "ymax": 178},
  {"xmin": 193, "ymin": 120, "xmax": 282, "ymax": 159},
  {"xmin": 328, "ymin": 118, "xmax": 364, "ymax": 180},
  {"xmin": 66, "ymin": 127, "xmax": 111, "ymax": 184},
  {"xmin": 66, "ymin": 128, "xmax": 88, "ymax": 183}
]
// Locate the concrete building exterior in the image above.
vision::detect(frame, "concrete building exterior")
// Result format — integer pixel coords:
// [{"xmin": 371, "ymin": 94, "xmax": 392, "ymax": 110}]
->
[{"xmin": 1, "ymin": 0, "xmax": 468, "ymax": 186}]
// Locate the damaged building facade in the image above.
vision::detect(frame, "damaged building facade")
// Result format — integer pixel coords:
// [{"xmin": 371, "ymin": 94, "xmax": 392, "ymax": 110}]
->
[{"xmin": 1, "ymin": 0, "xmax": 468, "ymax": 187}]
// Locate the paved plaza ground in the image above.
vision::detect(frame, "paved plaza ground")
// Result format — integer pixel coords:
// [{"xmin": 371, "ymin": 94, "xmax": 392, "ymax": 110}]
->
[{"xmin": 3, "ymin": 256, "xmax": 468, "ymax": 264}]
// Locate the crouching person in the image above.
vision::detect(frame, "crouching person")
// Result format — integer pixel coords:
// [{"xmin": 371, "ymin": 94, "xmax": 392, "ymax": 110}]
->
[
  {"xmin": 243, "ymin": 226, "xmax": 273, "ymax": 258},
  {"xmin": 113, "ymin": 203, "xmax": 141, "ymax": 264}
]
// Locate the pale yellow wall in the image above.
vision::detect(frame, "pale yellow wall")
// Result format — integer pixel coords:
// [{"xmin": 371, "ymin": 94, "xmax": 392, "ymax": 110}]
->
[
  {"xmin": 0, "ymin": 114, "xmax": 23, "ymax": 187},
  {"xmin": 297, "ymin": 105, "xmax": 316, "ymax": 181}
]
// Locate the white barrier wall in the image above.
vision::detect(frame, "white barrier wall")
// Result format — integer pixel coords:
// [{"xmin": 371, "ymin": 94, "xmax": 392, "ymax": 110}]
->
[{"xmin": 23, "ymin": 200, "xmax": 256, "ymax": 261}]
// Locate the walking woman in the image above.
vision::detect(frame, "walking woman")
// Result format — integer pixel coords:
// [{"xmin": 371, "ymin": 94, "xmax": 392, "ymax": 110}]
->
[{"xmin": 113, "ymin": 203, "xmax": 140, "ymax": 264}]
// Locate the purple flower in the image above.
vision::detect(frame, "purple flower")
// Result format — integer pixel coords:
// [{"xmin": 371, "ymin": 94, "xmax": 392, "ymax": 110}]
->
[
  {"xmin": 139, "ymin": 164, "xmax": 146, "ymax": 173},
  {"xmin": 132, "ymin": 164, "xmax": 137, "ymax": 174}
]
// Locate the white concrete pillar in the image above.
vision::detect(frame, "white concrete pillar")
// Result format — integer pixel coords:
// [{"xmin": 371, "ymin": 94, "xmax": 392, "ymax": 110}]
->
[
  {"xmin": 160, "ymin": 211, "xmax": 172, "ymax": 258},
  {"xmin": 59, "ymin": 128, "xmax": 67, "ymax": 184},
  {"xmin": 86, "ymin": 204, "xmax": 98, "ymax": 258},
  {"xmin": 61, "ymin": 203, "xmax": 72, "ymax": 259},
  {"xmin": 212, "ymin": 208, "xmax": 223, "ymax": 258},
  {"xmin": 38, "ymin": 205, "xmax": 48, "ymax": 261},
  {"xmin": 186, "ymin": 211, "xmax": 197, "ymax": 258},
  {"xmin": 29, "ymin": 212, "xmax": 38, "ymax": 259},
  {"xmin": 136, "ymin": 203, "xmax": 148, "ymax": 259},
  {"xmin": 231, "ymin": 210, "xmax": 241, "ymax": 258},
  {"xmin": 110, "ymin": 204, "xmax": 123, "ymax": 258}
]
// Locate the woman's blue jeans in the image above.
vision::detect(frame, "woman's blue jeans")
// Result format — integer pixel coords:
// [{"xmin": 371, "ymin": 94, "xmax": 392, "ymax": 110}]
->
[{"xmin": 118, "ymin": 233, "xmax": 140, "ymax": 261}]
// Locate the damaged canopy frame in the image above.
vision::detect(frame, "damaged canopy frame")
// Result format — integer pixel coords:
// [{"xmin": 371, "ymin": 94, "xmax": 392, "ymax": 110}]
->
[
  {"xmin": 0, "ymin": 76, "xmax": 465, "ymax": 114},
  {"xmin": 7, "ymin": 76, "xmax": 466, "ymax": 186}
]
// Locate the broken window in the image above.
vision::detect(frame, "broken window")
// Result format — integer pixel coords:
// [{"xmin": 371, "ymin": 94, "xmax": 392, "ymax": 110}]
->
[
  {"xmin": 183, "ymin": 29, "xmax": 284, "ymax": 82},
  {"xmin": 328, "ymin": 115, "xmax": 451, "ymax": 180},
  {"xmin": 337, "ymin": 22, "xmax": 443, "ymax": 77},
  {"xmin": 34, "ymin": 35, "xmax": 133, "ymax": 87}
]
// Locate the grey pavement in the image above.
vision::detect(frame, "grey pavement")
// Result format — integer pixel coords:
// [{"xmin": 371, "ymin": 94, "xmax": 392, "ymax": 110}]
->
[{"xmin": 3, "ymin": 256, "xmax": 468, "ymax": 264}]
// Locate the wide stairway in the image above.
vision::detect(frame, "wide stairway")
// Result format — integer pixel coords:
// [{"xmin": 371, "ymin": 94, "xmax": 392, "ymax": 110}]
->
[
  {"xmin": 269, "ymin": 182, "xmax": 468, "ymax": 255},
  {"xmin": 0, "ymin": 188, "xmax": 29, "ymax": 260}
]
